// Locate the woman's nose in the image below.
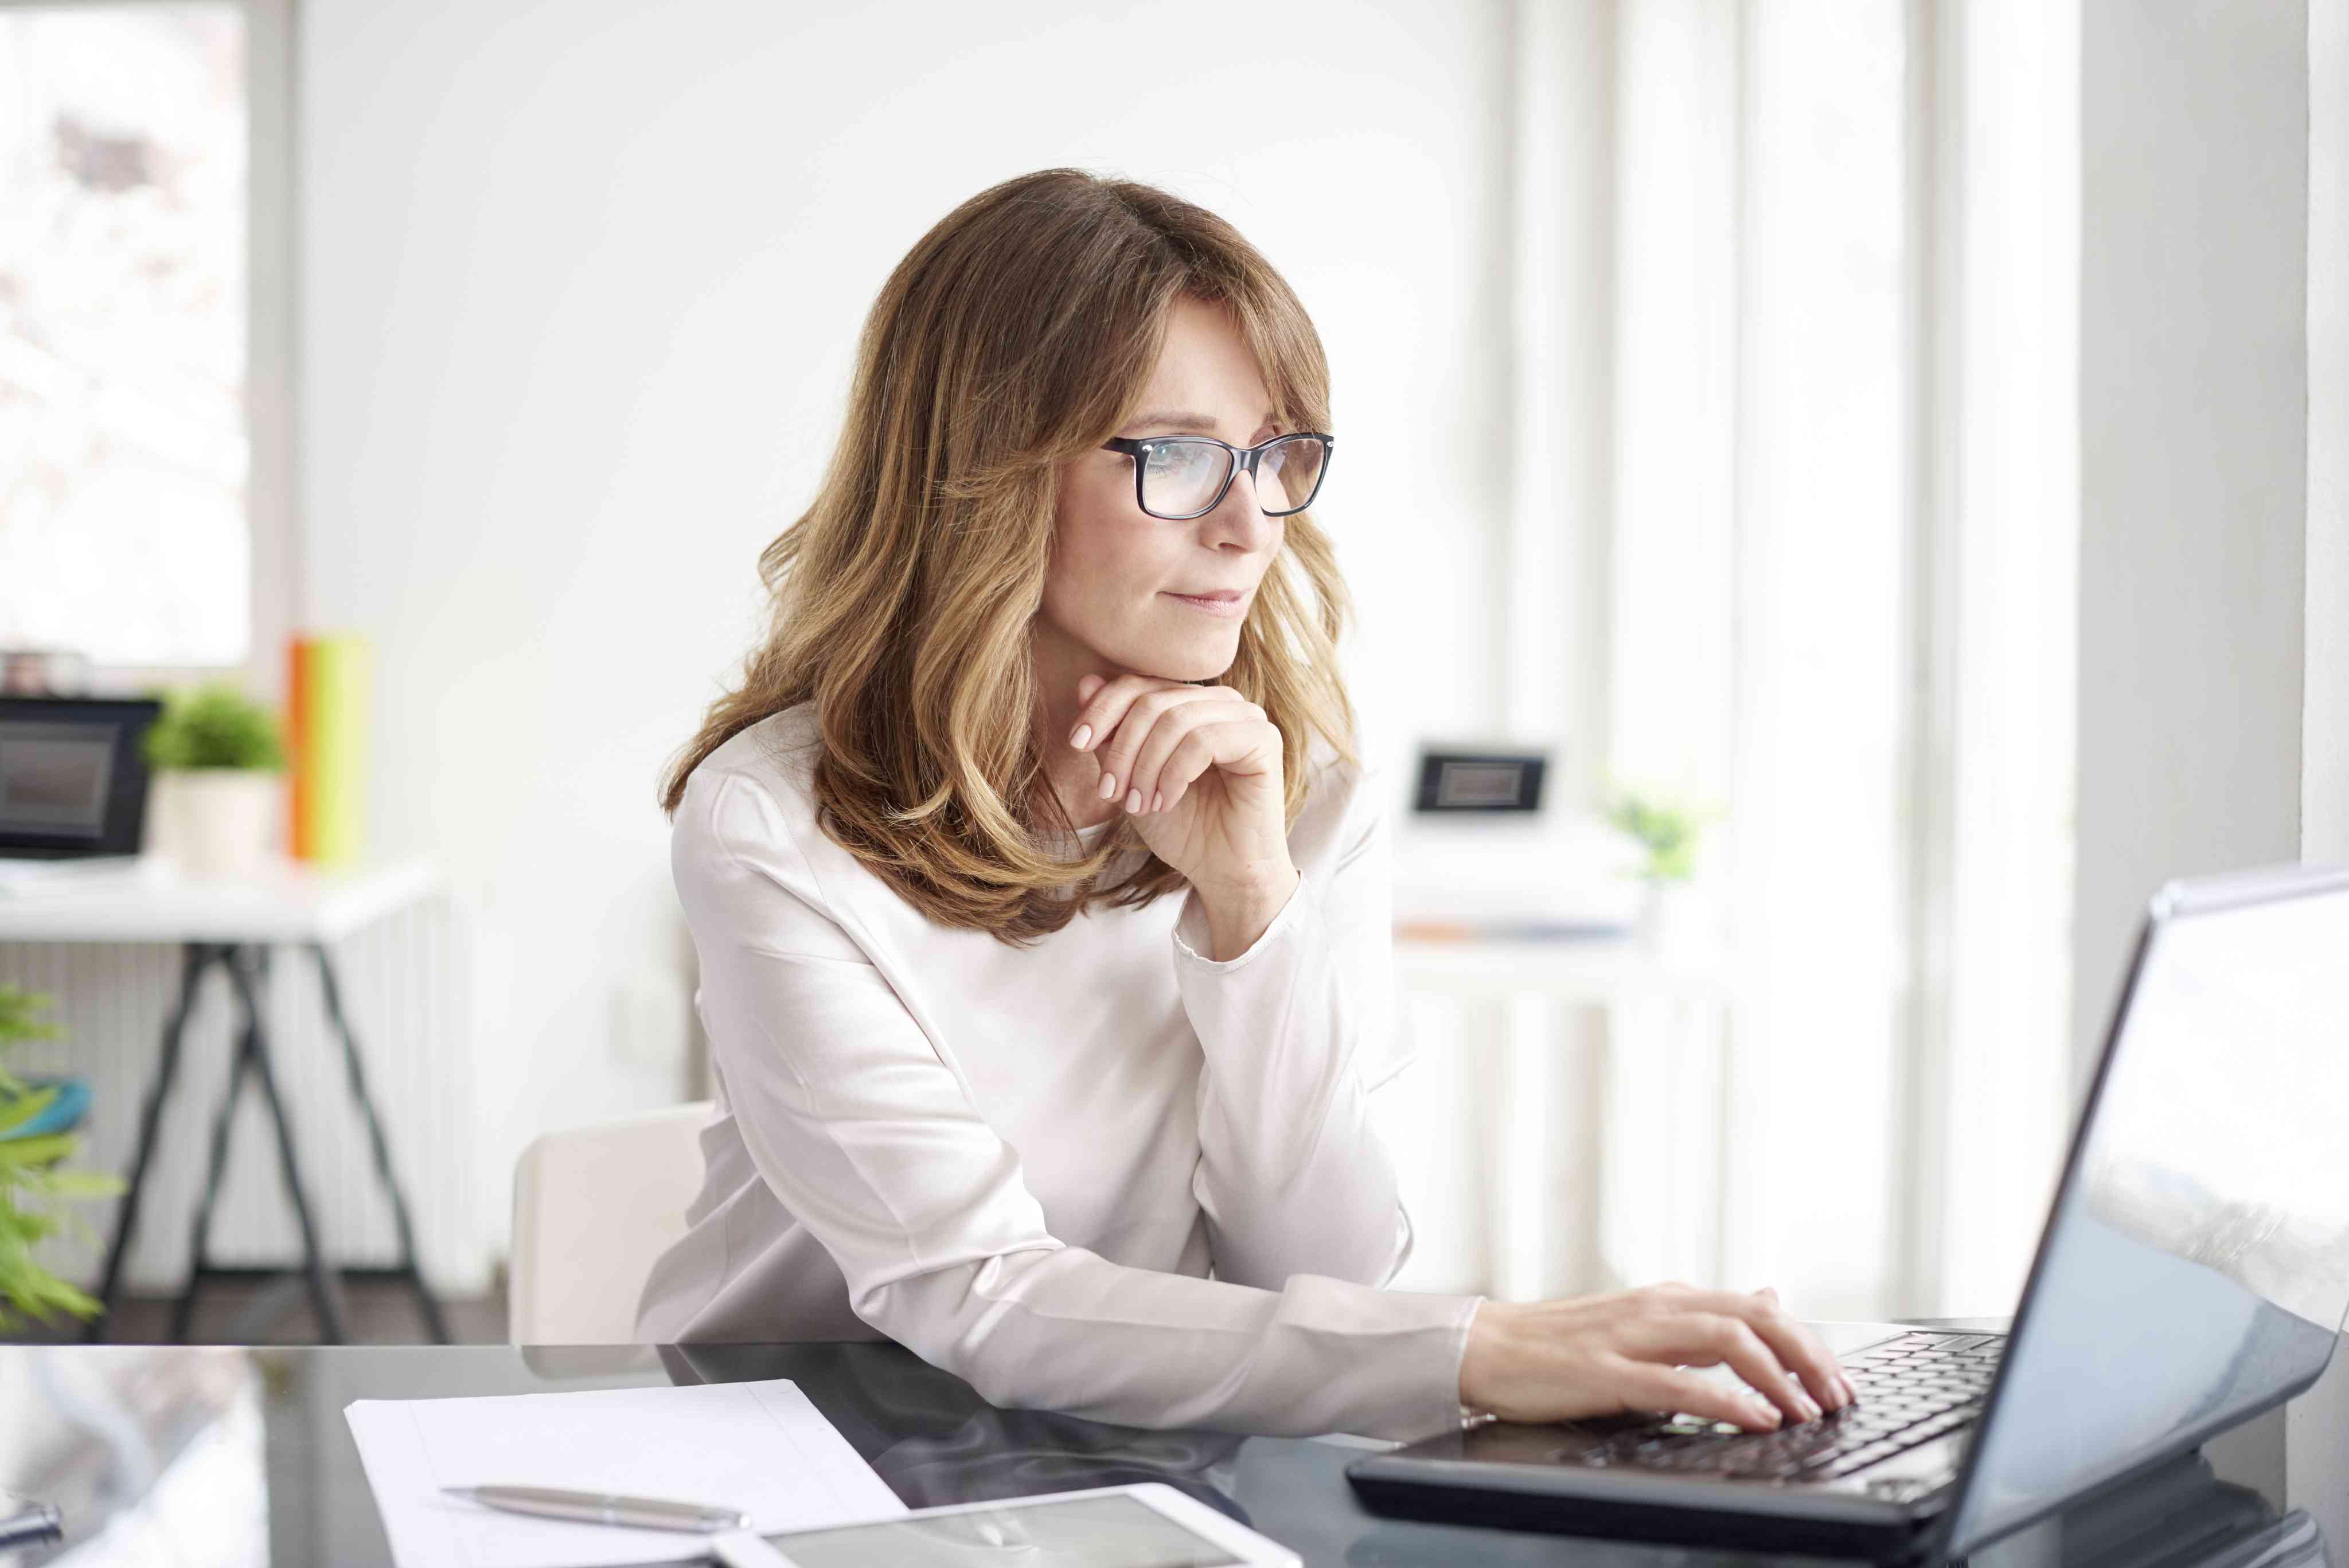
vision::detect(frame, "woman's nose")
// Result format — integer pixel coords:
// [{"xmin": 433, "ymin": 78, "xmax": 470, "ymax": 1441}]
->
[{"xmin": 1202, "ymin": 469, "xmax": 1278, "ymax": 547}]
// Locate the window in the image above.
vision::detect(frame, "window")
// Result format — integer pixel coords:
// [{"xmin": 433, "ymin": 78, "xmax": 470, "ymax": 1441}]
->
[
  {"xmin": 1499, "ymin": 0, "xmax": 2078, "ymax": 1319},
  {"xmin": 0, "ymin": 3, "xmax": 254, "ymax": 667}
]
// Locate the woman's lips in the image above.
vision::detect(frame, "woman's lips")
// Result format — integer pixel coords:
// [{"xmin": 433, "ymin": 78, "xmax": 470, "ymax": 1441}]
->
[{"xmin": 1163, "ymin": 591, "xmax": 1247, "ymax": 618}]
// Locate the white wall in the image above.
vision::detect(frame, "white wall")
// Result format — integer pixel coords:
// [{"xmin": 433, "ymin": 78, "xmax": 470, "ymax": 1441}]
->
[
  {"xmin": 2077, "ymin": 0, "xmax": 2311, "ymax": 1516},
  {"xmin": 295, "ymin": 0, "xmax": 1515, "ymax": 1277}
]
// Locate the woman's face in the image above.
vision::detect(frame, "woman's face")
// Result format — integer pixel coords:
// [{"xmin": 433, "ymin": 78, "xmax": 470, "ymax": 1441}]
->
[{"xmin": 1040, "ymin": 295, "xmax": 1287, "ymax": 684}]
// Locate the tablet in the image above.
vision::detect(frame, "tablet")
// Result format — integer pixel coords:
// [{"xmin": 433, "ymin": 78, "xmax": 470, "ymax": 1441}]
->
[{"xmin": 750, "ymin": 1481, "xmax": 1299, "ymax": 1568}]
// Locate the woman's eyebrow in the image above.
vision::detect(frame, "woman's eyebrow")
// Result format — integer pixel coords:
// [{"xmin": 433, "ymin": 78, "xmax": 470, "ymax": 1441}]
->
[{"xmin": 1125, "ymin": 408, "xmax": 1278, "ymax": 434}]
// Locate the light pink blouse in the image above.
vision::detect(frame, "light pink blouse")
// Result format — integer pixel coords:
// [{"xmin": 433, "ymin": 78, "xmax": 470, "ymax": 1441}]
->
[{"xmin": 635, "ymin": 701, "xmax": 1485, "ymax": 1440}]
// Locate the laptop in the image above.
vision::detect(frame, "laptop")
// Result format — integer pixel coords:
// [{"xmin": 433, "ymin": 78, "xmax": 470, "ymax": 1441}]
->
[{"xmin": 1348, "ymin": 861, "xmax": 2349, "ymax": 1563}]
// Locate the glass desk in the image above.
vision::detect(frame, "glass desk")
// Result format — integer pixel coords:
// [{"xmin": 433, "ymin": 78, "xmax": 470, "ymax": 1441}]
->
[{"xmin": 0, "ymin": 1340, "xmax": 2321, "ymax": 1568}]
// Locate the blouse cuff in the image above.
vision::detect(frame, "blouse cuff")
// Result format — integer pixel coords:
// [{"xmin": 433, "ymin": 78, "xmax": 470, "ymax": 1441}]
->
[
  {"xmin": 1170, "ymin": 867, "xmax": 1309, "ymax": 972},
  {"xmin": 1309, "ymin": 1282, "xmax": 1490, "ymax": 1442}
]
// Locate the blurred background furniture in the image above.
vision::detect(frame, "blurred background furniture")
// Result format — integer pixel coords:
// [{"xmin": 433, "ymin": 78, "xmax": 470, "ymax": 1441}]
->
[
  {"xmin": 508, "ymin": 1099, "xmax": 713, "ymax": 1344},
  {"xmin": 0, "ymin": 859, "xmax": 451, "ymax": 1344},
  {"xmin": 1389, "ymin": 933, "xmax": 1738, "ymax": 1305}
]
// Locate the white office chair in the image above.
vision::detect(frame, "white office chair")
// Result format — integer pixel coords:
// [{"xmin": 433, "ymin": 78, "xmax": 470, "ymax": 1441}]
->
[{"xmin": 509, "ymin": 1100, "xmax": 715, "ymax": 1344}]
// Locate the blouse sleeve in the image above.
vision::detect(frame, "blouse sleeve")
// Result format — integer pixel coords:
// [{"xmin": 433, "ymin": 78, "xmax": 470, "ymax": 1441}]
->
[
  {"xmin": 673, "ymin": 765, "xmax": 1482, "ymax": 1442},
  {"xmin": 1170, "ymin": 765, "xmax": 1421, "ymax": 1293}
]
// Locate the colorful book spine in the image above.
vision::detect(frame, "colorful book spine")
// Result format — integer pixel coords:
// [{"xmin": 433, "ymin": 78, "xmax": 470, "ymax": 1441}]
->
[
  {"xmin": 286, "ymin": 633, "xmax": 370, "ymax": 866},
  {"xmin": 286, "ymin": 636, "xmax": 309, "ymax": 856}
]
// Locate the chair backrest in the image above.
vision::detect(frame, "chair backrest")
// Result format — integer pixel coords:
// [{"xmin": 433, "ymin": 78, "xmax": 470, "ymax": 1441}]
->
[{"xmin": 509, "ymin": 1100, "xmax": 714, "ymax": 1344}]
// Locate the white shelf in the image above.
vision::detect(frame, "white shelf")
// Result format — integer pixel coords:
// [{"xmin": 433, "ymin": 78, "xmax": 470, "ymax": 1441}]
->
[
  {"xmin": 1394, "ymin": 933, "xmax": 1736, "ymax": 1003},
  {"xmin": 0, "ymin": 856, "xmax": 443, "ymax": 945}
]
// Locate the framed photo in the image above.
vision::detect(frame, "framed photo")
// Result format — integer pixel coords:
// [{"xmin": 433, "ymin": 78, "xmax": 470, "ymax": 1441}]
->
[
  {"xmin": 1411, "ymin": 747, "xmax": 1548, "ymax": 815},
  {"xmin": 0, "ymin": 697, "xmax": 166, "ymax": 860}
]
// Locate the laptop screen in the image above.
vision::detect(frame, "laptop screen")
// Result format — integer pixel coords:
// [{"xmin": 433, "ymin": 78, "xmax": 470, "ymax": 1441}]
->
[
  {"xmin": 0, "ymin": 720, "xmax": 118, "ymax": 840},
  {"xmin": 0, "ymin": 697, "xmax": 162, "ymax": 859},
  {"xmin": 1942, "ymin": 872, "xmax": 2349, "ymax": 1558}
]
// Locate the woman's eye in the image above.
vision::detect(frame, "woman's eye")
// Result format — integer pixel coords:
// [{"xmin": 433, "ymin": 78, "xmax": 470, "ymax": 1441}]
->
[{"xmin": 1146, "ymin": 444, "xmax": 1212, "ymax": 473}]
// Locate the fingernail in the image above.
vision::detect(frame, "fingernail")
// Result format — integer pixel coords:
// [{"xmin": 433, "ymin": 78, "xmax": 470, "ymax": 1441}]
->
[
  {"xmin": 1125, "ymin": 789, "xmax": 1142, "ymax": 813},
  {"xmin": 1099, "ymin": 773, "xmax": 1118, "ymax": 800},
  {"xmin": 1070, "ymin": 723, "xmax": 1091, "ymax": 749},
  {"xmin": 1152, "ymin": 792, "xmax": 1164, "ymax": 812},
  {"xmin": 1751, "ymin": 1403, "xmax": 1781, "ymax": 1429},
  {"xmin": 1799, "ymin": 1394, "xmax": 1821, "ymax": 1422}
]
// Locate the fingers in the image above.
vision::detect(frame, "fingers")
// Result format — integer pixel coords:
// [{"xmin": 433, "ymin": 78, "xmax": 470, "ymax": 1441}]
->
[
  {"xmin": 1695, "ymin": 1288, "xmax": 1853, "ymax": 1410},
  {"xmin": 1129, "ymin": 704, "xmax": 1263, "ymax": 813},
  {"xmin": 1617, "ymin": 1313, "xmax": 1821, "ymax": 1425},
  {"xmin": 1459, "ymin": 1287, "xmax": 1852, "ymax": 1432},
  {"xmin": 1609, "ymin": 1360, "xmax": 1786, "ymax": 1433},
  {"xmin": 1743, "ymin": 1288, "xmax": 1854, "ymax": 1409},
  {"xmin": 1067, "ymin": 673, "xmax": 1165, "ymax": 759},
  {"xmin": 1097, "ymin": 689, "xmax": 1222, "ymax": 811},
  {"xmin": 1069, "ymin": 677, "xmax": 1263, "ymax": 813}
]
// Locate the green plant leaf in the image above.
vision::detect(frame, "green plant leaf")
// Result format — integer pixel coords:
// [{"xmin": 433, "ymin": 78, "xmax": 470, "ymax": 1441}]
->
[
  {"xmin": 1607, "ymin": 786, "xmax": 1718, "ymax": 883},
  {"xmin": 0, "ymin": 1133, "xmax": 76, "ymax": 1169},
  {"xmin": 143, "ymin": 681, "xmax": 288, "ymax": 771},
  {"xmin": 0, "ymin": 1085, "xmax": 60, "ymax": 1137},
  {"xmin": 30, "ymin": 1169, "xmax": 126, "ymax": 1199},
  {"xmin": 0, "ymin": 990, "xmax": 119, "ymax": 1324},
  {"xmin": 0, "ymin": 985, "xmax": 61, "ymax": 1054}
]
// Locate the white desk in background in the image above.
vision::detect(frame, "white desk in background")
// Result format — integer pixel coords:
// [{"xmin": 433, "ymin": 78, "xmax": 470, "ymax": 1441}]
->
[
  {"xmin": 1391, "ymin": 930, "xmax": 1741, "ymax": 1305},
  {"xmin": 0, "ymin": 857, "xmax": 451, "ymax": 1344}
]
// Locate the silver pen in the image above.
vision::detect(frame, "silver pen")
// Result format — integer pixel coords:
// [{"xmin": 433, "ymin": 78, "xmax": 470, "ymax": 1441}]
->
[{"xmin": 443, "ymin": 1484, "xmax": 750, "ymax": 1533}]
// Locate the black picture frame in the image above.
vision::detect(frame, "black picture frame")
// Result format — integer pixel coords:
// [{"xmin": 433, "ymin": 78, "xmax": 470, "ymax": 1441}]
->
[
  {"xmin": 0, "ymin": 696, "xmax": 166, "ymax": 859},
  {"xmin": 1411, "ymin": 748, "xmax": 1548, "ymax": 814}
]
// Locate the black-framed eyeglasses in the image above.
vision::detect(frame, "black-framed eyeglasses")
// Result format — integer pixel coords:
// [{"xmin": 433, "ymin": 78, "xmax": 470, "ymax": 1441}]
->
[{"xmin": 1099, "ymin": 432, "xmax": 1335, "ymax": 521}]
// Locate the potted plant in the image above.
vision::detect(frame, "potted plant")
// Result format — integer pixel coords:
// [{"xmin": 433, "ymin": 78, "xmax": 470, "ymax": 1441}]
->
[
  {"xmin": 1607, "ymin": 786, "xmax": 1720, "ymax": 956},
  {"xmin": 0, "ymin": 985, "xmax": 122, "ymax": 1331},
  {"xmin": 145, "ymin": 681, "xmax": 288, "ymax": 880}
]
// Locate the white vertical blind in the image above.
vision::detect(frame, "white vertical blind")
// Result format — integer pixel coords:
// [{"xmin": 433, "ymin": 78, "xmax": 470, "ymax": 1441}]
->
[
  {"xmin": 1596, "ymin": 0, "xmax": 1742, "ymax": 1302},
  {"xmin": 1718, "ymin": 0, "xmax": 1912, "ymax": 1317},
  {"xmin": 1607, "ymin": 0, "xmax": 1737, "ymax": 808},
  {"xmin": 1925, "ymin": 0, "xmax": 2079, "ymax": 1316},
  {"xmin": 1589, "ymin": 0, "xmax": 1914, "ymax": 1315}
]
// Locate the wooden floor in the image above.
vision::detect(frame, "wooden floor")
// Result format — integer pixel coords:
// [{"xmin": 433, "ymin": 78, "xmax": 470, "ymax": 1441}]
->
[{"xmin": 3, "ymin": 1273, "xmax": 508, "ymax": 1345}]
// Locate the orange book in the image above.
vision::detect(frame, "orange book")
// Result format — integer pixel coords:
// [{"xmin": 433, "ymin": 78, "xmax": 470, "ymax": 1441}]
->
[{"xmin": 286, "ymin": 634, "xmax": 311, "ymax": 858}]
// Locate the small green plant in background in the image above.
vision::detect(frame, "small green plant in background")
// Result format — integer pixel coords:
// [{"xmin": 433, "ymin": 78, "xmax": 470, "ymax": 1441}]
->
[
  {"xmin": 1607, "ymin": 787, "xmax": 1718, "ymax": 884},
  {"xmin": 143, "ymin": 681, "xmax": 287, "ymax": 771},
  {"xmin": 0, "ymin": 986, "xmax": 123, "ymax": 1329}
]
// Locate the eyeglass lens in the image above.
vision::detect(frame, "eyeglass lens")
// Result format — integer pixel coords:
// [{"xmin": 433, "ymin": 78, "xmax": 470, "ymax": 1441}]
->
[{"xmin": 1141, "ymin": 436, "xmax": 1325, "ymax": 517}]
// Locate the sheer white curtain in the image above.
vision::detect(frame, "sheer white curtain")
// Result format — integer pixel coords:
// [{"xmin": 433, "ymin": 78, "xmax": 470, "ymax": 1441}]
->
[{"xmin": 1501, "ymin": 0, "xmax": 2077, "ymax": 1320}]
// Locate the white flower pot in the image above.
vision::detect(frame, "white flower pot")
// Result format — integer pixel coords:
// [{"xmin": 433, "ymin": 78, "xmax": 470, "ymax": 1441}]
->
[
  {"xmin": 165, "ymin": 770, "xmax": 282, "ymax": 881},
  {"xmin": 1636, "ymin": 880, "xmax": 1715, "ymax": 958}
]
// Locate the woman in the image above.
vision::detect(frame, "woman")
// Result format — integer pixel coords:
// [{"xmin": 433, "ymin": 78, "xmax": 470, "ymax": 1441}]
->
[{"xmin": 636, "ymin": 167, "xmax": 1851, "ymax": 1441}]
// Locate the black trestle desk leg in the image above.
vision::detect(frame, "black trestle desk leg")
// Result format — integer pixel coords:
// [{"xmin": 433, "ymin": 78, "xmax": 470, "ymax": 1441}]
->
[
  {"xmin": 310, "ymin": 939, "xmax": 451, "ymax": 1343},
  {"xmin": 170, "ymin": 1007, "xmax": 259, "ymax": 1344},
  {"xmin": 85, "ymin": 942, "xmax": 217, "ymax": 1343},
  {"xmin": 221, "ymin": 944, "xmax": 349, "ymax": 1344}
]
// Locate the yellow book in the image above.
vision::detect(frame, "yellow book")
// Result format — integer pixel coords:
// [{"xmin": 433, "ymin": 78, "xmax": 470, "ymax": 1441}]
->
[{"xmin": 304, "ymin": 633, "xmax": 370, "ymax": 867}]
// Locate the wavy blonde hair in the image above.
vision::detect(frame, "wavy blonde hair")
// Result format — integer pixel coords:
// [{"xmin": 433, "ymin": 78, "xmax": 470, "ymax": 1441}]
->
[{"xmin": 660, "ymin": 167, "xmax": 1360, "ymax": 946}]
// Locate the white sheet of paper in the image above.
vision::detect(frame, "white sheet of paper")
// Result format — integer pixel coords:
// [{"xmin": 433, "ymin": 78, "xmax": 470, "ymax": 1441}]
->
[{"xmin": 345, "ymin": 1378, "xmax": 908, "ymax": 1568}]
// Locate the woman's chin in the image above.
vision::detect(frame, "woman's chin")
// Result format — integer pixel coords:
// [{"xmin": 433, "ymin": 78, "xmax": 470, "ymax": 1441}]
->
[{"xmin": 1144, "ymin": 642, "xmax": 1238, "ymax": 684}]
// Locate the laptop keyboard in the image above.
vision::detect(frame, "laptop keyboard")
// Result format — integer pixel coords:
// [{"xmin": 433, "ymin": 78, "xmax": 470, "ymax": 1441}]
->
[{"xmin": 1563, "ymin": 1331, "xmax": 2003, "ymax": 1483}]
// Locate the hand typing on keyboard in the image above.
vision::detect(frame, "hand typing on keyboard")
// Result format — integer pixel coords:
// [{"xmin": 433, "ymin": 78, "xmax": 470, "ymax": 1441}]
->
[
  {"xmin": 1457, "ymin": 1283, "xmax": 1855, "ymax": 1432},
  {"xmin": 1556, "ymin": 1329, "xmax": 2002, "ymax": 1483}
]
